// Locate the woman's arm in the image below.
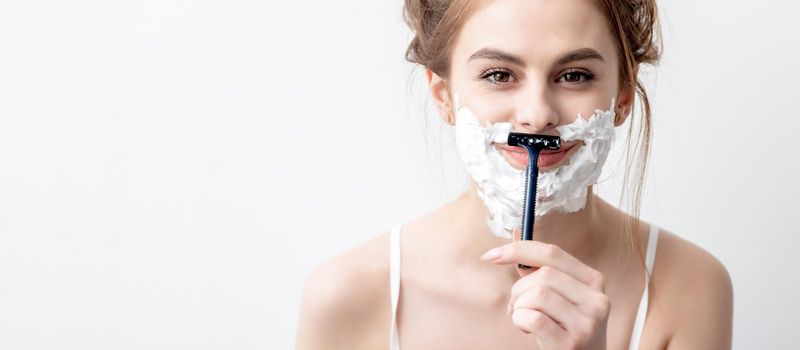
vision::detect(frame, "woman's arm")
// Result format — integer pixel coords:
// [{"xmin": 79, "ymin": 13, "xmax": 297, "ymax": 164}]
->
[
  {"xmin": 665, "ymin": 242, "xmax": 734, "ymax": 350},
  {"xmin": 295, "ymin": 238, "xmax": 391, "ymax": 350}
]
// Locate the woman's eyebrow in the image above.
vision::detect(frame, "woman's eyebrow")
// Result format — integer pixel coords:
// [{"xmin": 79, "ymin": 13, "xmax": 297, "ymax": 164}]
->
[
  {"xmin": 467, "ymin": 48, "xmax": 526, "ymax": 66},
  {"xmin": 554, "ymin": 48, "xmax": 605, "ymax": 66},
  {"xmin": 467, "ymin": 47, "xmax": 605, "ymax": 67}
]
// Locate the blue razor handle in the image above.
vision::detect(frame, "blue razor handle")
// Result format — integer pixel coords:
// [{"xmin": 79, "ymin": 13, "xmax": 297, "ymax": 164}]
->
[{"xmin": 507, "ymin": 132, "xmax": 561, "ymax": 269}]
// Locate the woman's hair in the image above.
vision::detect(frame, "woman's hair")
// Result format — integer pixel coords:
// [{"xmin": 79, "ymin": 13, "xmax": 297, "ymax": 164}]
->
[{"xmin": 402, "ymin": 0, "xmax": 663, "ymax": 273}]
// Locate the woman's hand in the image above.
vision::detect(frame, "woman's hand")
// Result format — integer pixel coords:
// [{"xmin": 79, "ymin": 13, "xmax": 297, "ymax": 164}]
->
[{"xmin": 480, "ymin": 236, "xmax": 610, "ymax": 350}]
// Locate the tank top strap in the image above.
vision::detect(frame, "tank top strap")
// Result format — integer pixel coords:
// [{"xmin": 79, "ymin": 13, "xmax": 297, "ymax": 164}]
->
[
  {"xmin": 389, "ymin": 224, "xmax": 402, "ymax": 350},
  {"xmin": 645, "ymin": 223, "xmax": 660, "ymax": 274},
  {"xmin": 628, "ymin": 223, "xmax": 660, "ymax": 350}
]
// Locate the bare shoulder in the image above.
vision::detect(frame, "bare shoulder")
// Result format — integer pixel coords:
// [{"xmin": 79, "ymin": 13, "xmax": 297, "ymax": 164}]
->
[
  {"xmin": 651, "ymin": 227, "xmax": 733, "ymax": 349},
  {"xmin": 295, "ymin": 229, "xmax": 392, "ymax": 350}
]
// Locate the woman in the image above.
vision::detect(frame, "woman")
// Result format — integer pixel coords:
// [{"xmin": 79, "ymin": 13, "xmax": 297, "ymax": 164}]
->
[{"xmin": 296, "ymin": 0, "xmax": 733, "ymax": 349}]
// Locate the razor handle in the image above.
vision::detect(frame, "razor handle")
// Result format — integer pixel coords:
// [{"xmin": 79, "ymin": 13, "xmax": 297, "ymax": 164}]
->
[{"xmin": 507, "ymin": 132, "xmax": 561, "ymax": 269}]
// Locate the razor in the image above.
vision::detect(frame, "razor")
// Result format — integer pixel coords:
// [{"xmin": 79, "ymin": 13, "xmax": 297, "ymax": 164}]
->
[{"xmin": 506, "ymin": 132, "xmax": 562, "ymax": 269}]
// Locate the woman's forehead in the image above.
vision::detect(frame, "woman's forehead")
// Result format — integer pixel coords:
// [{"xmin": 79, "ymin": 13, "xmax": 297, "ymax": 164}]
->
[{"xmin": 453, "ymin": 0, "xmax": 616, "ymax": 67}]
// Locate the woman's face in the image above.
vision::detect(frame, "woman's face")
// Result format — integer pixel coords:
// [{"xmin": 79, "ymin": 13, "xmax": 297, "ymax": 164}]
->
[{"xmin": 428, "ymin": 0, "xmax": 636, "ymax": 170}]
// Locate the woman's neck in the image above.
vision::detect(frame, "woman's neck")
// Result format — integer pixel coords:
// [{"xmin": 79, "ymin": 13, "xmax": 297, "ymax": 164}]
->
[{"xmin": 437, "ymin": 180, "xmax": 620, "ymax": 282}]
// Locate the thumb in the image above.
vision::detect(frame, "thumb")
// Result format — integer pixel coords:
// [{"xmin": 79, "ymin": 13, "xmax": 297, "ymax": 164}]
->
[{"xmin": 511, "ymin": 228, "xmax": 539, "ymax": 278}]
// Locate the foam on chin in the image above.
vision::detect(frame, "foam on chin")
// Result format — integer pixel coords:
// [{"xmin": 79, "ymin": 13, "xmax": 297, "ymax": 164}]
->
[{"xmin": 453, "ymin": 94, "xmax": 617, "ymax": 239}]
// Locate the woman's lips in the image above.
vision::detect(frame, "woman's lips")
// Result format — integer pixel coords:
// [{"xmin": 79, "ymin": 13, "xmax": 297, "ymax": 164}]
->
[{"xmin": 499, "ymin": 142, "xmax": 579, "ymax": 169}]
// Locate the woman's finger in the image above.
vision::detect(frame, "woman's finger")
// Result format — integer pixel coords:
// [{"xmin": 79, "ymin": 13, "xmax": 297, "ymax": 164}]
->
[
  {"xmin": 509, "ymin": 265, "xmax": 606, "ymax": 311},
  {"xmin": 510, "ymin": 308, "xmax": 567, "ymax": 349},
  {"xmin": 482, "ymin": 240, "xmax": 605, "ymax": 290},
  {"xmin": 512, "ymin": 283, "xmax": 594, "ymax": 335}
]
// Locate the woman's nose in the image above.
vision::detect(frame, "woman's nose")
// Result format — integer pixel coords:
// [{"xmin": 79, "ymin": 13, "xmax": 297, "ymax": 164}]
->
[{"xmin": 514, "ymin": 94, "xmax": 560, "ymax": 134}]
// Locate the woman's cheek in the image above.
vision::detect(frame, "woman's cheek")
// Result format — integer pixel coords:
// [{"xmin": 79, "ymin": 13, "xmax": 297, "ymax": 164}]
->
[
  {"xmin": 555, "ymin": 95, "xmax": 613, "ymax": 124},
  {"xmin": 463, "ymin": 97, "xmax": 515, "ymax": 124}
]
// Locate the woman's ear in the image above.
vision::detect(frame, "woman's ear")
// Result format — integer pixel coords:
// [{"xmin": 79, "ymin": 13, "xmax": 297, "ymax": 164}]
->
[
  {"xmin": 614, "ymin": 65, "xmax": 639, "ymax": 127},
  {"xmin": 425, "ymin": 69, "xmax": 455, "ymax": 125}
]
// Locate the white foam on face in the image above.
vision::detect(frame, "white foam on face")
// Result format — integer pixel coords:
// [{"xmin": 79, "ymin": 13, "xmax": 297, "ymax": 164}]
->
[{"xmin": 453, "ymin": 93, "xmax": 616, "ymax": 239}]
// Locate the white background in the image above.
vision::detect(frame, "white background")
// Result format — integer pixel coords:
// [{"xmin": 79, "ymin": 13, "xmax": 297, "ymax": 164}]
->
[{"xmin": 0, "ymin": 0, "xmax": 797, "ymax": 348}]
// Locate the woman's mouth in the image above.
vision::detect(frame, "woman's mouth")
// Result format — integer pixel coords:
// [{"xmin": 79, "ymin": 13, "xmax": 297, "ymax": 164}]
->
[{"xmin": 498, "ymin": 142, "xmax": 580, "ymax": 170}]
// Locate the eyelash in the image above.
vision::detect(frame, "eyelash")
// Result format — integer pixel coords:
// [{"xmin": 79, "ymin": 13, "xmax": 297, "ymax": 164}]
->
[
  {"xmin": 478, "ymin": 68, "xmax": 514, "ymax": 85},
  {"xmin": 558, "ymin": 69, "xmax": 595, "ymax": 84},
  {"xmin": 477, "ymin": 67, "xmax": 595, "ymax": 86}
]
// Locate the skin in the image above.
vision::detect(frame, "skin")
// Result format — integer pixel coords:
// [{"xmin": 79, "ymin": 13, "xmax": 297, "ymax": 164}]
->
[{"xmin": 296, "ymin": 0, "xmax": 733, "ymax": 349}]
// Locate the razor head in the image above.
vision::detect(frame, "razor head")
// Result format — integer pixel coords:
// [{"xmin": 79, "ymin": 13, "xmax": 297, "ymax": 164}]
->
[{"xmin": 507, "ymin": 132, "xmax": 561, "ymax": 150}]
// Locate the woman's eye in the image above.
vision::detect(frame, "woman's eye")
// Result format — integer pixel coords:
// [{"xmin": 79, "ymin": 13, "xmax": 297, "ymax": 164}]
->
[
  {"xmin": 480, "ymin": 69, "xmax": 514, "ymax": 85},
  {"xmin": 489, "ymin": 72, "xmax": 511, "ymax": 83},
  {"xmin": 558, "ymin": 70, "xmax": 594, "ymax": 83}
]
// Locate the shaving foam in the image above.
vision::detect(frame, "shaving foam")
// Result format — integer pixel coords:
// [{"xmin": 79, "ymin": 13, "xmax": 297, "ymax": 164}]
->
[{"xmin": 453, "ymin": 94, "xmax": 616, "ymax": 239}]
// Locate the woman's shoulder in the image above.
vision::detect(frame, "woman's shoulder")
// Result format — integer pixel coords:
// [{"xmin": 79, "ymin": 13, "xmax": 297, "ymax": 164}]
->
[
  {"xmin": 652, "ymin": 227, "xmax": 732, "ymax": 301},
  {"xmin": 650, "ymin": 226, "xmax": 733, "ymax": 348},
  {"xmin": 301, "ymin": 229, "xmax": 393, "ymax": 306},
  {"xmin": 295, "ymin": 228, "xmax": 394, "ymax": 349}
]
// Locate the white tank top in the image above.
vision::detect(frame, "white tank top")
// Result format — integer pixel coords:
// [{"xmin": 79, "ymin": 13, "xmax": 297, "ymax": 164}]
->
[{"xmin": 389, "ymin": 223, "xmax": 660, "ymax": 350}]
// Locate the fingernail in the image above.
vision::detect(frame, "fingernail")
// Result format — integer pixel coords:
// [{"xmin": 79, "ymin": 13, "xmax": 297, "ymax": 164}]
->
[{"xmin": 480, "ymin": 247, "xmax": 502, "ymax": 261}]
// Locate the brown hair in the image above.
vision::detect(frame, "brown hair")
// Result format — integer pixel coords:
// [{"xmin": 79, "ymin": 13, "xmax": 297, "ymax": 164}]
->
[{"xmin": 403, "ymin": 0, "xmax": 663, "ymax": 277}]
